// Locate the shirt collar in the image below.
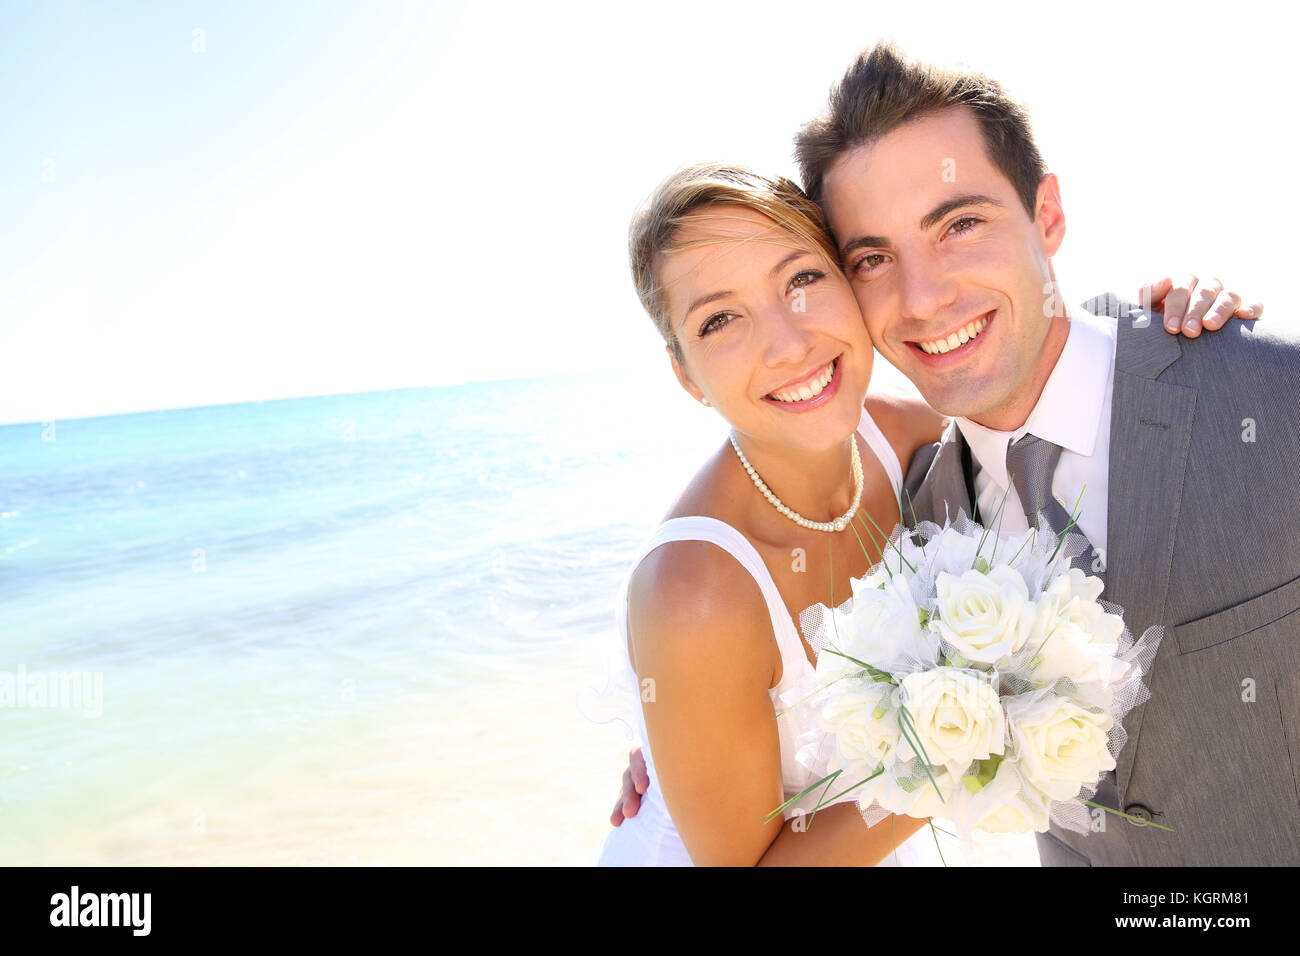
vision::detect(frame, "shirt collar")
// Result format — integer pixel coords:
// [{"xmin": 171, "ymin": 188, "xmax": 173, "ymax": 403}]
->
[{"xmin": 955, "ymin": 299, "xmax": 1117, "ymax": 488}]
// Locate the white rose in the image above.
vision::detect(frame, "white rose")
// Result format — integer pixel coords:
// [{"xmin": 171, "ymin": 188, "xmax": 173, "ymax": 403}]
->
[
  {"xmin": 869, "ymin": 528, "xmax": 931, "ymax": 584},
  {"xmin": 863, "ymin": 763, "xmax": 962, "ymax": 820},
  {"xmin": 830, "ymin": 574, "xmax": 938, "ymax": 674},
  {"xmin": 975, "ymin": 798, "xmax": 1049, "ymax": 835},
  {"xmin": 924, "ymin": 526, "xmax": 984, "ymax": 580},
  {"xmin": 1008, "ymin": 694, "xmax": 1115, "ymax": 801},
  {"xmin": 967, "ymin": 760, "xmax": 1051, "ymax": 834},
  {"xmin": 1026, "ymin": 569, "xmax": 1127, "ymax": 686},
  {"xmin": 896, "ymin": 668, "xmax": 1006, "ymax": 774},
  {"xmin": 932, "ymin": 565, "xmax": 1036, "ymax": 665},
  {"xmin": 902, "ymin": 765, "xmax": 962, "ymax": 819},
  {"xmin": 819, "ymin": 682, "xmax": 900, "ymax": 774}
]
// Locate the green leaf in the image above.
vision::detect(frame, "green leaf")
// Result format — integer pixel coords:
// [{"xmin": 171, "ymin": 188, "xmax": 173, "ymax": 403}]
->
[
  {"xmin": 846, "ymin": 516, "xmax": 873, "ymax": 564},
  {"xmin": 977, "ymin": 480, "xmax": 1014, "ymax": 563},
  {"xmin": 820, "ymin": 647, "xmax": 896, "ymax": 684},
  {"xmin": 853, "ymin": 513, "xmax": 890, "ymax": 577},
  {"xmin": 903, "ymin": 488, "xmax": 928, "ymax": 562},
  {"xmin": 972, "ymin": 754, "xmax": 1003, "ymax": 785},
  {"xmin": 819, "ymin": 766, "xmax": 885, "ymax": 807},
  {"xmin": 929, "ymin": 819, "xmax": 949, "ymax": 868},
  {"xmin": 896, "ymin": 704, "xmax": 945, "ymax": 803},
  {"xmin": 762, "ymin": 770, "xmax": 843, "ymax": 826},
  {"xmin": 1048, "ymin": 485, "xmax": 1088, "ymax": 564},
  {"xmin": 961, "ymin": 754, "xmax": 1003, "ymax": 794},
  {"xmin": 860, "ymin": 508, "xmax": 917, "ymax": 575}
]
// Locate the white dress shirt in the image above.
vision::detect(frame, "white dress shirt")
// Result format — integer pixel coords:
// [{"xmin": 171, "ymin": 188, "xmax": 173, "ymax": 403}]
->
[{"xmin": 955, "ymin": 301, "xmax": 1117, "ymax": 559}]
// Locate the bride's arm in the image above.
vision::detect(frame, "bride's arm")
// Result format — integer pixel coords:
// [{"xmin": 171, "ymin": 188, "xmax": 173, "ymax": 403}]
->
[
  {"xmin": 757, "ymin": 803, "xmax": 928, "ymax": 867},
  {"xmin": 628, "ymin": 540, "xmax": 926, "ymax": 866}
]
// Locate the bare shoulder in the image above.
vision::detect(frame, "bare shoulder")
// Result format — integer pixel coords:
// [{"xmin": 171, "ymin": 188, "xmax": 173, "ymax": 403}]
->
[
  {"xmin": 625, "ymin": 534, "xmax": 776, "ymax": 685},
  {"xmin": 662, "ymin": 440, "xmax": 738, "ymax": 522},
  {"xmin": 864, "ymin": 385, "xmax": 949, "ymax": 474}
]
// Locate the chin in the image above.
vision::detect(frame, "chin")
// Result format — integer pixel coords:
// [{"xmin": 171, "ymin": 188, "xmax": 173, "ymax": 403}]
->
[
  {"xmin": 773, "ymin": 402, "xmax": 863, "ymax": 455},
  {"xmin": 914, "ymin": 381, "xmax": 995, "ymax": 421}
]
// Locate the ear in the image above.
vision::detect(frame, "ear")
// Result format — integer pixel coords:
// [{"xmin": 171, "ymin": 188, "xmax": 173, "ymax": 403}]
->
[
  {"xmin": 1033, "ymin": 173, "xmax": 1066, "ymax": 257},
  {"xmin": 667, "ymin": 345, "xmax": 710, "ymax": 406}
]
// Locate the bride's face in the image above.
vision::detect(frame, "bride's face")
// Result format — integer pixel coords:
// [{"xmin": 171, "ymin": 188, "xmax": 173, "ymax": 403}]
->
[{"xmin": 661, "ymin": 204, "xmax": 873, "ymax": 452}]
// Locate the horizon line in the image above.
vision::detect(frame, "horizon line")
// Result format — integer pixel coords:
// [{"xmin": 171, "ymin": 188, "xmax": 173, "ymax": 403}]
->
[{"xmin": 0, "ymin": 364, "xmax": 646, "ymax": 429}]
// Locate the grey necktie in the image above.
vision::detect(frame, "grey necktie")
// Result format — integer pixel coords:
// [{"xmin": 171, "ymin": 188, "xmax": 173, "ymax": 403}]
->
[
  {"xmin": 1004, "ymin": 433, "xmax": 1103, "ymax": 578},
  {"xmin": 1004, "ymin": 434, "xmax": 1116, "ymax": 803}
]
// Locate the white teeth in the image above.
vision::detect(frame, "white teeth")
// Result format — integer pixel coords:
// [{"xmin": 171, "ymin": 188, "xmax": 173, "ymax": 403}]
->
[
  {"xmin": 918, "ymin": 314, "xmax": 990, "ymax": 355},
  {"xmin": 770, "ymin": 360, "xmax": 835, "ymax": 403}
]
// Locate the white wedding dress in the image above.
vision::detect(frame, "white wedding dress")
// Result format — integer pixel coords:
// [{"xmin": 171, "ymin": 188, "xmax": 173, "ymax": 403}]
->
[{"xmin": 598, "ymin": 407, "xmax": 956, "ymax": 867}]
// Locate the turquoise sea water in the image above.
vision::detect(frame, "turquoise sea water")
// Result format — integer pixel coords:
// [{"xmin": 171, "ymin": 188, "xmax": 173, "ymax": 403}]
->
[{"xmin": 0, "ymin": 371, "xmax": 722, "ymax": 862}]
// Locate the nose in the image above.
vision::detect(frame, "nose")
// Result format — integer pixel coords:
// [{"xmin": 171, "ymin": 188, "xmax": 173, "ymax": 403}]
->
[
  {"xmin": 758, "ymin": 299, "xmax": 816, "ymax": 369},
  {"xmin": 897, "ymin": 244, "xmax": 959, "ymax": 326}
]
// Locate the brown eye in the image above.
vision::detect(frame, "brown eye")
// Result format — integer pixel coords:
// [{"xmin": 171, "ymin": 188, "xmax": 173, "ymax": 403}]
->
[
  {"xmin": 789, "ymin": 269, "xmax": 824, "ymax": 289},
  {"xmin": 854, "ymin": 253, "xmax": 888, "ymax": 275},
  {"xmin": 699, "ymin": 312, "xmax": 734, "ymax": 336}
]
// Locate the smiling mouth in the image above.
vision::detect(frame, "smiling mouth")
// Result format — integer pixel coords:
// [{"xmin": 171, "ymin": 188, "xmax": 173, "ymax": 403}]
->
[
  {"xmin": 911, "ymin": 311, "xmax": 994, "ymax": 356},
  {"xmin": 765, "ymin": 357, "xmax": 838, "ymax": 403}
]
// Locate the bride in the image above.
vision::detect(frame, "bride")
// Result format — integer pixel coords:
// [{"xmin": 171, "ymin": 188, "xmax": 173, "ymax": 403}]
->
[{"xmin": 596, "ymin": 163, "xmax": 1255, "ymax": 866}]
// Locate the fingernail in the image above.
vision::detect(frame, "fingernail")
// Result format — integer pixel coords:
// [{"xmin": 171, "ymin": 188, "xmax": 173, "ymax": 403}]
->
[
  {"xmin": 1184, "ymin": 318, "xmax": 1200, "ymax": 333},
  {"xmin": 1164, "ymin": 316, "xmax": 1180, "ymax": 332}
]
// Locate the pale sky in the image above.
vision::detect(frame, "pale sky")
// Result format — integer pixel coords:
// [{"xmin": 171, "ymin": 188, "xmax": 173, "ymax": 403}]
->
[{"xmin": 1, "ymin": 0, "xmax": 1292, "ymax": 425}]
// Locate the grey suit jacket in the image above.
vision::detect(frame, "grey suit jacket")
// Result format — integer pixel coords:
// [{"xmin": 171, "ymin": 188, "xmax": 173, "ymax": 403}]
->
[{"xmin": 903, "ymin": 294, "xmax": 1300, "ymax": 865}]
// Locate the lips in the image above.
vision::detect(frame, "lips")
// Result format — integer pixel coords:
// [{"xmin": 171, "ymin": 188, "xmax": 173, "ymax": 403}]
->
[
  {"xmin": 909, "ymin": 311, "xmax": 996, "ymax": 362},
  {"xmin": 766, "ymin": 358, "xmax": 836, "ymax": 403},
  {"xmin": 761, "ymin": 355, "xmax": 843, "ymax": 412}
]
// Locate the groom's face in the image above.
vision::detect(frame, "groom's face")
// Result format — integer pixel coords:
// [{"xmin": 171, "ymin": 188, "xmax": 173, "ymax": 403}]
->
[{"xmin": 821, "ymin": 107, "xmax": 1066, "ymax": 422}]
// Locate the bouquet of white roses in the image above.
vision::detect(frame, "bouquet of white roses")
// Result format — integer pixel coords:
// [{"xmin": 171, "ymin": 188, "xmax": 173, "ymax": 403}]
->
[{"xmin": 771, "ymin": 512, "xmax": 1165, "ymax": 841}]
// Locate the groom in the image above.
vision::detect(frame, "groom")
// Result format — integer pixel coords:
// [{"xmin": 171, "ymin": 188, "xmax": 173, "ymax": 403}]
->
[{"xmin": 795, "ymin": 42, "xmax": 1300, "ymax": 865}]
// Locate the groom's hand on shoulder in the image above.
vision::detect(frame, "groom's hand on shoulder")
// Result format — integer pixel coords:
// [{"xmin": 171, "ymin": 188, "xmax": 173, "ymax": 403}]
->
[
  {"xmin": 1141, "ymin": 275, "xmax": 1263, "ymax": 337},
  {"xmin": 609, "ymin": 746, "xmax": 649, "ymax": 826}
]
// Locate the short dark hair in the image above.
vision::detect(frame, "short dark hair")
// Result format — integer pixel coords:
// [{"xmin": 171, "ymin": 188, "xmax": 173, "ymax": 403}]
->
[{"xmin": 795, "ymin": 41, "xmax": 1047, "ymax": 221}]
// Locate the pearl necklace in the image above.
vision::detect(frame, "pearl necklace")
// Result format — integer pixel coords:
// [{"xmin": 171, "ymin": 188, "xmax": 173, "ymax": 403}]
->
[{"xmin": 729, "ymin": 431, "xmax": 864, "ymax": 533}]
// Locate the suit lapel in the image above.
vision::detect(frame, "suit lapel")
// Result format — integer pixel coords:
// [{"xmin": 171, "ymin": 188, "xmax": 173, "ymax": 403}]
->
[
  {"xmin": 918, "ymin": 421, "xmax": 975, "ymax": 525},
  {"xmin": 1101, "ymin": 300, "xmax": 1198, "ymax": 800}
]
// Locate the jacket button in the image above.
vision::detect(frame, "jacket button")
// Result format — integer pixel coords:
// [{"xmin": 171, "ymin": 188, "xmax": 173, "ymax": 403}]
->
[{"xmin": 1124, "ymin": 803, "xmax": 1154, "ymax": 826}]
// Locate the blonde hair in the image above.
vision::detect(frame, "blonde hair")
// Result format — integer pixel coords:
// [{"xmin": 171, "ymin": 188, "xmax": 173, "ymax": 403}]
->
[{"xmin": 629, "ymin": 163, "xmax": 839, "ymax": 362}]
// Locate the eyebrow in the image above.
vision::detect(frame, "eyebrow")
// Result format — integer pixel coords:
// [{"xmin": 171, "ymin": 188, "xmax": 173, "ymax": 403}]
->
[
  {"xmin": 678, "ymin": 249, "xmax": 813, "ymax": 328},
  {"xmin": 838, "ymin": 193, "xmax": 1006, "ymax": 261},
  {"xmin": 680, "ymin": 289, "xmax": 733, "ymax": 329}
]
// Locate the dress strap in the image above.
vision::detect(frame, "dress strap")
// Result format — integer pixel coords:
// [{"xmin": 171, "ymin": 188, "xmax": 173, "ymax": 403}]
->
[
  {"xmin": 857, "ymin": 405, "xmax": 904, "ymax": 504},
  {"xmin": 626, "ymin": 516, "xmax": 808, "ymax": 682}
]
